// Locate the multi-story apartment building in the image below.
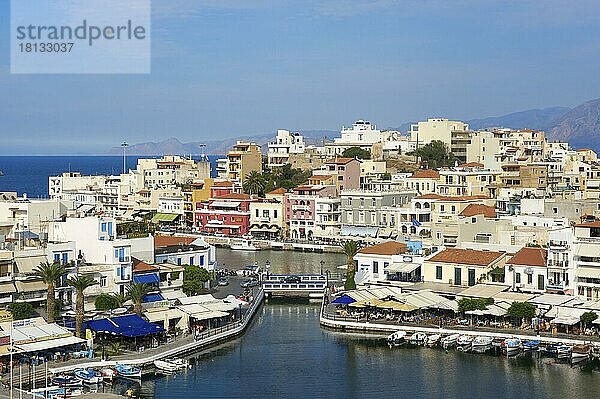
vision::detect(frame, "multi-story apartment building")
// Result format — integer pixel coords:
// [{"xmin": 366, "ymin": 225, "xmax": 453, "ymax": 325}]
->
[
  {"xmin": 249, "ymin": 199, "xmax": 284, "ymax": 240},
  {"xmin": 313, "ymin": 197, "xmax": 342, "ymax": 241},
  {"xmin": 267, "ymin": 130, "xmax": 306, "ymax": 168},
  {"xmin": 546, "ymin": 227, "xmax": 574, "ymax": 295},
  {"xmin": 573, "ymin": 221, "xmax": 600, "ymax": 301},
  {"xmin": 0, "ymin": 193, "xmax": 67, "ymax": 241},
  {"xmin": 405, "ymin": 170, "xmax": 439, "ymax": 194},
  {"xmin": 500, "ymin": 164, "xmax": 548, "ymax": 189},
  {"xmin": 194, "ymin": 193, "xmax": 258, "ymax": 237},
  {"xmin": 437, "ymin": 164, "xmax": 501, "ymax": 197},
  {"xmin": 285, "ymin": 185, "xmax": 337, "ymax": 240},
  {"xmin": 313, "ymin": 158, "xmax": 361, "ymax": 193},
  {"xmin": 409, "ymin": 118, "xmax": 471, "ymax": 161},
  {"xmin": 325, "ymin": 120, "xmax": 395, "ymax": 158},
  {"xmin": 226, "ymin": 142, "xmax": 262, "ymax": 183}
]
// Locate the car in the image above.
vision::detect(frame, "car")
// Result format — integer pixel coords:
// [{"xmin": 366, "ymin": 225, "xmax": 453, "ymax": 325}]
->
[
  {"xmin": 218, "ymin": 277, "xmax": 229, "ymax": 286},
  {"xmin": 283, "ymin": 275, "xmax": 301, "ymax": 284},
  {"xmin": 240, "ymin": 278, "xmax": 260, "ymax": 288}
]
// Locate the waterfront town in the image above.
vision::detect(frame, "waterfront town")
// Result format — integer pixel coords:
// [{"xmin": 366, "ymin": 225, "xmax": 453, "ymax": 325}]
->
[{"xmin": 2, "ymin": 118, "xmax": 600, "ymax": 395}]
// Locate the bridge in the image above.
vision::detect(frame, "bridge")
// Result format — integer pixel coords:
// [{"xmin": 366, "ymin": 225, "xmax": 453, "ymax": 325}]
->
[{"xmin": 261, "ymin": 273, "xmax": 345, "ymax": 298}]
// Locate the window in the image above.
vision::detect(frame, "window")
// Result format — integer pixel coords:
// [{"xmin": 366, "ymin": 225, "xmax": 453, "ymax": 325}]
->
[
  {"xmin": 190, "ymin": 256, "xmax": 194, "ymax": 265},
  {"xmin": 274, "ymin": 210, "xmax": 278, "ymax": 218},
  {"xmin": 527, "ymin": 274, "xmax": 532, "ymax": 285},
  {"xmin": 100, "ymin": 276, "xmax": 107, "ymax": 287},
  {"xmin": 200, "ymin": 256, "xmax": 205, "ymax": 266},
  {"xmin": 454, "ymin": 268, "xmax": 461, "ymax": 286},
  {"xmin": 255, "ymin": 209, "xmax": 259, "ymax": 217},
  {"xmin": 101, "ymin": 222, "xmax": 107, "ymax": 232},
  {"xmin": 516, "ymin": 273, "xmax": 521, "ymax": 284},
  {"xmin": 436, "ymin": 266, "xmax": 443, "ymax": 280},
  {"xmin": 538, "ymin": 274, "xmax": 545, "ymax": 290},
  {"xmin": 263, "ymin": 210, "xmax": 270, "ymax": 218},
  {"xmin": 177, "ymin": 258, "xmax": 182, "ymax": 266},
  {"xmin": 54, "ymin": 254, "xmax": 60, "ymax": 263},
  {"xmin": 371, "ymin": 198, "xmax": 376, "ymax": 207},
  {"xmin": 384, "ymin": 262, "xmax": 389, "ymax": 269},
  {"xmin": 373, "ymin": 261, "xmax": 379, "ymax": 274}
]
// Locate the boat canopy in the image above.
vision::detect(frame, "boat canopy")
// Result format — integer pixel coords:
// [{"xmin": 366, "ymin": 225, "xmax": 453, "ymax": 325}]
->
[{"xmin": 85, "ymin": 314, "xmax": 164, "ymax": 337}]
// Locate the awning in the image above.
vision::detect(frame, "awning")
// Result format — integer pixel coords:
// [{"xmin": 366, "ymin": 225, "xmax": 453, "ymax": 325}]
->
[
  {"xmin": 387, "ymin": 262, "xmax": 420, "ymax": 274},
  {"xmin": 84, "ymin": 314, "xmax": 164, "ymax": 337},
  {"xmin": 177, "ymin": 304, "xmax": 229, "ymax": 320},
  {"xmin": 210, "ymin": 201, "xmax": 241, "ymax": 208},
  {"xmin": 14, "ymin": 256, "xmax": 47, "ymax": 275},
  {"xmin": 144, "ymin": 308, "xmax": 184, "ymax": 323},
  {"xmin": 205, "ymin": 223, "xmax": 241, "ymax": 229},
  {"xmin": 162, "ymin": 290, "xmax": 186, "ymax": 301},
  {"xmin": 332, "ymin": 295, "xmax": 356, "ymax": 305},
  {"xmin": 132, "ymin": 273, "xmax": 160, "ymax": 284},
  {"xmin": 575, "ymin": 243, "xmax": 600, "ymax": 257},
  {"xmin": 552, "ymin": 316, "xmax": 580, "ymax": 326},
  {"xmin": 142, "ymin": 293, "xmax": 165, "ymax": 303},
  {"xmin": 15, "ymin": 336, "xmax": 85, "ymax": 353},
  {"xmin": 576, "ymin": 267, "xmax": 600, "ymax": 279},
  {"xmin": 15, "ymin": 280, "xmax": 47, "ymax": 293},
  {"xmin": 0, "ymin": 283, "xmax": 16, "ymax": 294},
  {"xmin": 151, "ymin": 213, "xmax": 180, "ymax": 223},
  {"xmin": 340, "ymin": 226, "xmax": 379, "ymax": 238},
  {"xmin": 189, "ymin": 310, "xmax": 229, "ymax": 321}
]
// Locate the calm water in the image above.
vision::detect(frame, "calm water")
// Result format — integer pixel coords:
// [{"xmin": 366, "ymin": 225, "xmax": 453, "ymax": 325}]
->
[{"xmin": 0, "ymin": 155, "xmax": 222, "ymax": 197}]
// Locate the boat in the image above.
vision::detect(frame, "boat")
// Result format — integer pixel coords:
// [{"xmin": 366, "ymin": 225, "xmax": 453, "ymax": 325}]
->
[
  {"xmin": 154, "ymin": 360, "xmax": 181, "ymax": 373},
  {"xmin": 0, "ymin": 171, "xmax": 4, "ymax": 176},
  {"xmin": 541, "ymin": 343, "xmax": 561, "ymax": 356},
  {"xmin": 592, "ymin": 343, "xmax": 600, "ymax": 359},
  {"xmin": 456, "ymin": 335, "xmax": 473, "ymax": 351},
  {"xmin": 502, "ymin": 338, "xmax": 521, "ymax": 355},
  {"xmin": 440, "ymin": 333, "xmax": 460, "ymax": 349},
  {"xmin": 114, "ymin": 364, "xmax": 142, "ymax": 379},
  {"xmin": 572, "ymin": 344, "xmax": 591, "ymax": 359},
  {"xmin": 165, "ymin": 357, "xmax": 191, "ymax": 369},
  {"xmin": 556, "ymin": 344, "xmax": 572, "ymax": 359},
  {"xmin": 47, "ymin": 388, "xmax": 82, "ymax": 398},
  {"xmin": 408, "ymin": 332, "xmax": 427, "ymax": 345},
  {"xmin": 387, "ymin": 331, "xmax": 407, "ymax": 347},
  {"xmin": 52, "ymin": 375, "xmax": 83, "ymax": 387},
  {"xmin": 472, "ymin": 336, "xmax": 494, "ymax": 351},
  {"xmin": 73, "ymin": 368, "xmax": 103, "ymax": 384},
  {"xmin": 100, "ymin": 368, "xmax": 116, "ymax": 382},
  {"xmin": 426, "ymin": 334, "xmax": 441, "ymax": 347},
  {"xmin": 522, "ymin": 340, "xmax": 540, "ymax": 351},
  {"xmin": 230, "ymin": 240, "xmax": 259, "ymax": 251}
]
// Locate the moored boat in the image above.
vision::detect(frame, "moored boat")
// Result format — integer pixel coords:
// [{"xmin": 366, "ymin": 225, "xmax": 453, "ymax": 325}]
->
[
  {"xmin": 154, "ymin": 360, "xmax": 181, "ymax": 372},
  {"xmin": 556, "ymin": 344, "xmax": 573, "ymax": 359},
  {"xmin": 572, "ymin": 344, "xmax": 591, "ymax": 359},
  {"xmin": 426, "ymin": 334, "xmax": 441, "ymax": 347},
  {"xmin": 52, "ymin": 375, "xmax": 83, "ymax": 388},
  {"xmin": 440, "ymin": 333, "xmax": 460, "ymax": 349},
  {"xmin": 541, "ymin": 343, "xmax": 561, "ymax": 356},
  {"xmin": 47, "ymin": 388, "xmax": 82, "ymax": 398},
  {"xmin": 472, "ymin": 336, "xmax": 494, "ymax": 350},
  {"xmin": 502, "ymin": 338, "xmax": 521, "ymax": 355},
  {"xmin": 165, "ymin": 357, "xmax": 191, "ymax": 369},
  {"xmin": 522, "ymin": 340, "xmax": 540, "ymax": 351},
  {"xmin": 456, "ymin": 335, "xmax": 473, "ymax": 351},
  {"xmin": 100, "ymin": 368, "xmax": 115, "ymax": 382},
  {"xmin": 387, "ymin": 331, "xmax": 407, "ymax": 347},
  {"xmin": 230, "ymin": 240, "xmax": 259, "ymax": 251},
  {"xmin": 73, "ymin": 368, "xmax": 103, "ymax": 384},
  {"xmin": 408, "ymin": 332, "xmax": 427, "ymax": 345},
  {"xmin": 114, "ymin": 364, "xmax": 142, "ymax": 379}
]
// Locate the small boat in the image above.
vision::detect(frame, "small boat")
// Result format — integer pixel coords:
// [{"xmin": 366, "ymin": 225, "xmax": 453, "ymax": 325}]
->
[
  {"xmin": 230, "ymin": 240, "xmax": 259, "ymax": 251},
  {"xmin": 73, "ymin": 368, "xmax": 103, "ymax": 384},
  {"xmin": 472, "ymin": 336, "xmax": 494, "ymax": 350},
  {"xmin": 502, "ymin": 338, "xmax": 521, "ymax": 355},
  {"xmin": 387, "ymin": 331, "xmax": 407, "ymax": 347},
  {"xmin": 52, "ymin": 375, "xmax": 83, "ymax": 387},
  {"xmin": 440, "ymin": 333, "xmax": 460, "ymax": 349},
  {"xmin": 154, "ymin": 360, "xmax": 181, "ymax": 373},
  {"xmin": 165, "ymin": 358, "xmax": 190, "ymax": 369},
  {"xmin": 426, "ymin": 334, "xmax": 441, "ymax": 347},
  {"xmin": 456, "ymin": 335, "xmax": 473, "ymax": 351},
  {"xmin": 0, "ymin": 170, "xmax": 4, "ymax": 176},
  {"xmin": 592, "ymin": 344, "xmax": 600, "ymax": 359},
  {"xmin": 114, "ymin": 364, "xmax": 142, "ymax": 379},
  {"xmin": 556, "ymin": 344, "xmax": 573, "ymax": 359},
  {"xmin": 100, "ymin": 368, "xmax": 116, "ymax": 382},
  {"xmin": 522, "ymin": 340, "xmax": 540, "ymax": 351},
  {"xmin": 572, "ymin": 344, "xmax": 591, "ymax": 359},
  {"xmin": 47, "ymin": 388, "xmax": 82, "ymax": 398},
  {"xmin": 408, "ymin": 332, "xmax": 427, "ymax": 345},
  {"xmin": 541, "ymin": 343, "xmax": 561, "ymax": 356}
]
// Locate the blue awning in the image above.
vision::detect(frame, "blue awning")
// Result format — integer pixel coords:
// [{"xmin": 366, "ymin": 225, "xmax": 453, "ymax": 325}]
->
[
  {"xmin": 332, "ymin": 295, "xmax": 356, "ymax": 305},
  {"xmin": 84, "ymin": 314, "xmax": 164, "ymax": 338},
  {"xmin": 132, "ymin": 273, "xmax": 160, "ymax": 284},
  {"xmin": 143, "ymin": 293, "xmax": 165, "ymax": 303}
]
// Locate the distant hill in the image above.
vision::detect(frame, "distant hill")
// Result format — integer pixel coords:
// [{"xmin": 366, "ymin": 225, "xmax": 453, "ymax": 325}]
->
[{"xmin": 109, "ymin": 98, "xmax": 600, "ymax": 155}]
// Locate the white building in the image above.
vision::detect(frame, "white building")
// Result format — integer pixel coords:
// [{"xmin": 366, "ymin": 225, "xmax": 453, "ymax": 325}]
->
[
  {"xmin": 573, "ymin": 221, "xmax": 600, "ymax": 301},
  {"xmin": 0, "ymin": 193, "xmax": 67, "ymax": 241},
  {"xmin": 267, "ymin": 130, "xmax": 306, "ymax": 168},
  {"xmin": 325, "ymin": 120, "xmax": 395, "ymax": 157},
  {"xmin": 505, "ymin": 247, "xmax": 548, "ymax": 293},
  {"xmin": 157, "ymin": 196, "xmax": 185, "ymax": 215},
  {"xmin": 353, "ymin": 241, "xmax": 422, "ymax": 286},
  {"xmin": 409, "ymin": 118, "xmax": 469, "ymax": 147},
  {"xmin": 546, "ymin": 227, "xmax": 574, "ymax": 295}
]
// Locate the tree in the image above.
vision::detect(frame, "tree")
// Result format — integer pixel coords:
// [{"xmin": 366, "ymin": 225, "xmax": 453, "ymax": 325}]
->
[
  {"xmin": 381, "ymin": 172, "xmax": 391, "ymax": 181},
  {"xmin": 458, "ymin": 297, "xmax": 494, "ymax": 313},
  {"xmin": 507, "ymin": 301, "xmax": 535, "ymax": 325},
  {"xmin": 342, "ymin": 147, "xmax": 371, "ymax": 160},
  {"xmin": 182, "ymin": 265, "xmax": 211, "ymax": 296},
  {"xmin": 409, "ymin": 140, "xmax": 456, "ymax": 169},
  {"xmin": 8, "ymin": 302, "xmax": 33, "ymax": 320},
  {"xmin": 341, "ymin": 240, "xmax": 360, "ymax": 291},
  {"xmin": 67, "ymin": 275, "xmax": 98, "ymax": 338},
  {"xmin": 33, "ymin": 262, "xmax": 66, "ymax": 323},
  {"xmin": 580, "ymin": 311, "xmax": 598, "ymax": 328},
  {"xmin": 127, "ymin": 283, "xmax": 153, "ymax": 316},
  {"xmin": 243, "ymin": 171, "xmax": 266, "ymax": 196},
  {"xmin": 95, "ymin": 294, "xmax": 122, "ymax": 311},
  {"xmin": 261, "ymin": 164, "xmax": 312, "ymax": 192}
]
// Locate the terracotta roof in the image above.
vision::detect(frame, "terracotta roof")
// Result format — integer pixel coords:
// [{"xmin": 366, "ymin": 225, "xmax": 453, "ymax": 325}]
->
[
  {"xmin": 459, "ymin": 203, "xmax": 497, "ymax": 218},
  {"xmin": 358, "ymin": 241, "xmax": 407, "ymax": 256},
  {"xmin": 436, "ymin": 195, "xmax": 489, "ymax": 202},
  {"xmin": 325, "ymin": 157, "xmax": 355, "ymax": 165},
  {"xmin": 574, "ymin": 221, "xmax": 600, "ymax": 228},
  {"xmin": 215, "ymin": 193, "xmax": 252, "ymax": 200},
  {"xmin": 507, "ymin": 247, "xmax": 547, "ymax": 267},
  {"xmin": 428, "ymin": 248, "xmax": 505, "ymax": 266},
  {"xmin": 414, "ymin": 194, "xmax": 444, "ymax": 200},
  {"xmin": 154, "ymin": 235, "xmax": 196, "ymax": 248},
  {"xmin": 212, "ymin": 181, "xmax": 234, "ymax": 187},
  {"xmin": 409, "ymin": 170, "xmax": 440, "ymax": 179},
  {"xmin": 132, "ymin": 257, "xmax": 159, "ymax": 272},
  {"xmin": 458, "ymin": 162, "xmax": 484, "ymax": 168},
  {"xmin": 309, "ymin": 175, "xmax": 333, "ymax": 181},
  {"xmin": 577, "ymin": 148, "xmax": 593, "ymax": 152},
  {"xmin": 267, "ymin": 188, "xmax": 286, "ymax": 195}
]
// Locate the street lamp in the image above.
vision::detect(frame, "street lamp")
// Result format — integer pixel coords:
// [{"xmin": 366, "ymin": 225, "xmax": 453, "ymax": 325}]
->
[
  {"xmin": 320, "ymin": 260, "xmax": 324, "ymax": 276},
  {"xmin": 121, "ymin": 141, "xmax": 129, "ymax": 174},
  {"xmin": 265, "ymin": 260, "xmax": 271, "ymax": 279}
]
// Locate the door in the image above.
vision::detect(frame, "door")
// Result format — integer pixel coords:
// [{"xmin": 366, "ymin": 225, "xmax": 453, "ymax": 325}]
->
[
  {"xmin": 468, "ymin": 269, "xmax": 476, "ymax": 286},
  {"xmin": 454, "ymin": 268, "xmax": 462, "ymax": 286}
]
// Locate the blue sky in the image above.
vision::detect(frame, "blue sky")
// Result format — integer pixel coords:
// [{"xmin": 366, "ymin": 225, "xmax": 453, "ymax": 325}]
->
[{"xmin": 1, "ymin": 0, "xmax": 600, "ymax": 155}]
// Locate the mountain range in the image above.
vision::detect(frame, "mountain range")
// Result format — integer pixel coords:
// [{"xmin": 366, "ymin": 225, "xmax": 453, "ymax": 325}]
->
[{"xmin": 108, "ymin": 97, "xmax": 600, "ymax": 155}]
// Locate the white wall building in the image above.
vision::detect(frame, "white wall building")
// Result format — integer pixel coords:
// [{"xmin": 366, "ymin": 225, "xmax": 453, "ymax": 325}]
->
[{"xmin": 267, "ymin": 130, "xmax": 306, "ymax": 168}]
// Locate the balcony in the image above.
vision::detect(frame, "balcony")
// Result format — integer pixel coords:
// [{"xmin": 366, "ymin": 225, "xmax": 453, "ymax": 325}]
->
[
  {"xmin": 159, "ymin": 279, "xmax": 183, "ymax": 289},
  {"xmin": 292, "ymin": 205, "xmax": 311, "ymax": 212},
  {"xmin": 548, "ymin": 260, "xmax": 569, "ymax": 269}
]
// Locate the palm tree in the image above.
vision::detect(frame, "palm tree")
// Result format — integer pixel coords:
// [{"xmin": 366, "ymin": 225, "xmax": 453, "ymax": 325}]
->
[
  {"xmin": 33, "ymin": 262, "xmax": 67, "ymax": 323},
  {"xmin": 243, "ymin": 171, "xmax": 265, "ymax": 196},
  {"xmin": 340, "ymin": 240, "xmax": 360, "ymax": 290},
  {"xmin": 127, "ymin": 283, "xmax": 153, "ymax": 316},
  {"xmin": 67, "ymin": 275, "xmax": 97, "ymax": 338},
  {"xmin": 111, "ymin": 293, "xmax": 127, "ymax": 308}
]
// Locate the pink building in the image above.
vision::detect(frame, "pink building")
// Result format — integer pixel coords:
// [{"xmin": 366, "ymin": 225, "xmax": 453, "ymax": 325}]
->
[{"xmin": 285, "ymin": 185, "xmax": 337, "ymax": 240}]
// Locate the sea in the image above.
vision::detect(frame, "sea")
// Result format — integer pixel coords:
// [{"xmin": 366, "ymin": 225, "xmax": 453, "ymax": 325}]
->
[{"xmin": 2, "ymin": 157, "xmax": 600, "ymax": 398}]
